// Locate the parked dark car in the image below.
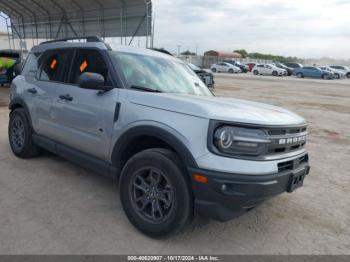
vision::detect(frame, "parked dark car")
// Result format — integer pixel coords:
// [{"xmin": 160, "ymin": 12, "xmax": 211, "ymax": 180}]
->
[
  {"xmin": 246, "ymin": 63, "xmax": 256, "ymax": 72},
  {"xmin": 223, "ymin": 59, "xmax": 249, "ymax": 73},
  {"xmin": 293, "ymin": 66, "xmax": 334, "ymax": 79},
  {"xmin": 188, "ymin": 63, "xmax": 215, "ymax": 88},
  {"xmin": 275, "ymin": 63, "xmax": 293, "ymax": 76},
  {"xmin": 283, "ymin": 62, "xmax": 303, "ymax": 69}
]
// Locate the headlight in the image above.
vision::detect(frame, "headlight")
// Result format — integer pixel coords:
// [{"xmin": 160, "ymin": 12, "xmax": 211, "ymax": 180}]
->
[{"xmin": 213, "ymin": 126, "xmax": 270, "ymax": 156}]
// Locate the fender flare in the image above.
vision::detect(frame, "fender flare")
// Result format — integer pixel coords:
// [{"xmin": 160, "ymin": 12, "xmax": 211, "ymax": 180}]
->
[
  {"xmin": 8, "ymin": 97, "xmax": 34, "ymax": 130},
  {"xmin": 111, "ymin": 125, "xmax": 198, "ymax": 169}
]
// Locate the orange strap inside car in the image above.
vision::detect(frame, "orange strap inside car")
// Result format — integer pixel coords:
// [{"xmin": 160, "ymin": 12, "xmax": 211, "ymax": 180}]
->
[
  {"xmin": 80, "ymin": 60, "xmax": 88, "ymax": 72},
  {"xmin": 50, "ymin": 58, "xmax": 57, "ymax": 70}
]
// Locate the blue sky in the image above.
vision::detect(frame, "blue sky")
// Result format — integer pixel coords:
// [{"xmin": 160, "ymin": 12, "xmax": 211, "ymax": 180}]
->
[{"xmin": 1, "ymin": 0, "xmax": 349, "ymax": 59}]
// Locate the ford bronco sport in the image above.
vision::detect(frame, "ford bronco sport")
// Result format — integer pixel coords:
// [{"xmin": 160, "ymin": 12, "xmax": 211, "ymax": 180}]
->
[{"xmin": 8, "ymin": 37, "xmax": 310, "ymax": 237}]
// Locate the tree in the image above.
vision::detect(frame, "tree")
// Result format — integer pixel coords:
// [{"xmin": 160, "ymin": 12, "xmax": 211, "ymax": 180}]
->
[
  {"xmin": 234, "ymin": 49, "xmax": 248, "ymax": 58},
  {"xmin": 181, "ymin": 50, "xmax": 196, "ymax": 56}
]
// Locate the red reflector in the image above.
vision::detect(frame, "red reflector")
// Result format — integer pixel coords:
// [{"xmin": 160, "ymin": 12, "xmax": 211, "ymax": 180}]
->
[{"xmin": 193, "ymin": 174, "xmax": 208, "ymax": 184}]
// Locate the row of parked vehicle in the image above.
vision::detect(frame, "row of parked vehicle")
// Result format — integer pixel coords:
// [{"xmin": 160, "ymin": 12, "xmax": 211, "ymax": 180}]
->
[
  {"xmin": 254, "ymin": 62, "xmax": 350, "ymax": 79},
  {"xmin": 210, "ymin": 60, "xmax": 350, "ymax": 80}
]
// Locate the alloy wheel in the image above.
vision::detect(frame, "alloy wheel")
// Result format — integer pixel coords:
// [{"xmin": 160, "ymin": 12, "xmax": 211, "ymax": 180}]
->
[
  {"xmin": 11, "ymin": 116, "xmax": 25, "ymax": 152},
  {"xmin": 129, "ymin": 167, "xmax": 174, "ymax": 224}
]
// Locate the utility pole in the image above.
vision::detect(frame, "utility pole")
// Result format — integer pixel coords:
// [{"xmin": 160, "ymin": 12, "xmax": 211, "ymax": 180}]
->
[{"xmin": 177, "ymin": 45, "xmax": 182, "ymax": 55}]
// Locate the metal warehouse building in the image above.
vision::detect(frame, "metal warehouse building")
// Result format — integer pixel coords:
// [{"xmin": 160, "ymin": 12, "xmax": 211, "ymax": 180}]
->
[{"xmin": 0, "ymin": 0, "xmax": 153, "ymax": 50}]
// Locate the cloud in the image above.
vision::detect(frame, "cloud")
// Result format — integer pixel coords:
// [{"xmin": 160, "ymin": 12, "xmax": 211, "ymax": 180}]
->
[{"xmin": 152, "ymin": 0, "xmax": 350, "ymax": 59}]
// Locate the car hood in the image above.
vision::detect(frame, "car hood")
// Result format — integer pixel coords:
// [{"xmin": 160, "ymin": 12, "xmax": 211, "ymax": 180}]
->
[{"xmin": 129, "ymin": 92, "xmax": 305, "ymax": 126}]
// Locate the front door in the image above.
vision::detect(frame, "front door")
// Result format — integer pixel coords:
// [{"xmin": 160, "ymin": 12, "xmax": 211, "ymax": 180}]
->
[{"xmin": 54, "ymin": 48, "xmax": 118, "ymax": 160}]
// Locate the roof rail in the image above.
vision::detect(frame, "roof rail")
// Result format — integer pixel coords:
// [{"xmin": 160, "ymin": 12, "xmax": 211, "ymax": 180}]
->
[{"xmin": 40, "ymin": 36, "xmax": 104, "ymax": 45}]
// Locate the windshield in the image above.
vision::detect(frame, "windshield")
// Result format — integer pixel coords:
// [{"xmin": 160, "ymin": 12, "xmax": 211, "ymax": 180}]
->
[{"xmin": 109, "ymin": 51, "xmax": 212, "ymax": 96}]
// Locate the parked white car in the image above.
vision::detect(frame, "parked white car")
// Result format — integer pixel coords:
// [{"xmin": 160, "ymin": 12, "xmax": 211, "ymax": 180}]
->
[
  {"xmin": 253, "ymin": 64, "xmax": 287, "ymax": 76},
  {"xmin": 211, "ymin": 62, "xmax": 241, "ymax": 73},
  {"xmin": 329, "ymin": 66, "xmax": 350, "ymax": 78},
  {"xmin": 319, "ymin": 66, "xmax": 346, "ymax": 79}
]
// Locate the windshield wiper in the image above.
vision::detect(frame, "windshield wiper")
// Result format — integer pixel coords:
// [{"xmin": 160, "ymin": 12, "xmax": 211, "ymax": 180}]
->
[{"xmin": 130, "ymin": 85, "xmax": 162, "ymax": 93}]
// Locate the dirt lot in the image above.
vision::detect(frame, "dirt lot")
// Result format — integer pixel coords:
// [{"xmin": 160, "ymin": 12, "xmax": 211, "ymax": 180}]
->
[{"xmin": 0, "ymin": 75, "xmax": 349, "ymax": 255}]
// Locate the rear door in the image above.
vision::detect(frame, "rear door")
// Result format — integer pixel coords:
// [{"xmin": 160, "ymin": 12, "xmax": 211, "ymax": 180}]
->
[
  {"xmin": 261, "ymin": 65, "xmax": 269, "ymax": 75},
  {"xmin": 303, "ymin": 67, "xmax": 312, "ymax": 77},
  {"xmin": 31, "ymin": 49, "xmax": 73, "ymax": 140},
  {"xmin": 217, "ymin": 63, "xmax": 224, "ymax": 72},
  {"xmin": 54, "ymin": 48, "xmax": 118, "ymax": 160}
]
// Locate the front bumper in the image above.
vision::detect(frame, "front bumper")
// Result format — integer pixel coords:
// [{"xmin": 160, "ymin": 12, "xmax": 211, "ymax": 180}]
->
[{"xmin": 189, "ymin": 154, "xmax": 310, "ymax": 221}]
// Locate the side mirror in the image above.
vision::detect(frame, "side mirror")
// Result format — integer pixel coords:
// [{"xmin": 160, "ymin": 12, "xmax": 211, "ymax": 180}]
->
[{"xmin": 77, "ymin": 72, "xmax": 106, "ymax": 90}]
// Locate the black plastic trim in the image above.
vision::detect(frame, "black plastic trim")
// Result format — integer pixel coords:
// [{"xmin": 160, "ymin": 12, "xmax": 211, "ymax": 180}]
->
[
  {"xmin": 189, "ymin": 155, "xmax": 310, "ymax": 221},
  {"xmin": 114, "ymin": 102, "xmax": 121, "ymax": 122},
  {"xmin": 8, "ymin": 97, "xmax": 34, "ymax": 131},
  {"xmin": 32, "ymin": 134, "xmax": 119, "ymax": 179},
  {"xmin": 111, "ymin": 125, "xmax": 198, "ymax": 169}
]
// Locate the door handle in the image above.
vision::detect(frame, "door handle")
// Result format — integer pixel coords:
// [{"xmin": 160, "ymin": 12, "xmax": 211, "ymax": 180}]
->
[
  {"xmin": 27, "ymin": 88, "xmax": 37, "ymax": 94},
  {"xmin": 59, "ymin": 94, "xmax": 73, "ymax": 101}
]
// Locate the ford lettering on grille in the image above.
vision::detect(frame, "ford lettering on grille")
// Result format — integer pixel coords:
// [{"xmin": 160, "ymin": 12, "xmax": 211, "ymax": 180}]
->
[{"xmin": 278, "ymin": 135, "xmax": 307, "ymax": 145}]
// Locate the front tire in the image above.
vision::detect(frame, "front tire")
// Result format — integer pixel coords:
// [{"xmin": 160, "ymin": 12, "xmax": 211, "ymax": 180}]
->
[
  {"xmin": 322, "ymin": 74, "xmax": 328, "ymax": 80},
  {"xmin": 228, "ymin": 69, "xmax": 234, "ymax": 74},
  {"xmin": 8, "ymin": 108, "xmax": 39, "ymax": 158},
  {"xmin": 272, "ymin": 71, "xmax": 278, "ymax": 76},
  {"xmin": 346, "ymin": 72, "xmax": 350, "ymax": 78},
  {"xmin": 119, "ymin": 149, "xmax": 193, "ymax": 238}
]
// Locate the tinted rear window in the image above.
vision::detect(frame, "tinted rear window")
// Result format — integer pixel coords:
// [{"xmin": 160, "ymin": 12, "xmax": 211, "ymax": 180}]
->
[
  {"xmin": 21, "ymin": 53, "xmax": 40, "ymax": 76},
  {"xmin": 38, "ymin": 49, "xmax": 72, "ymax": 82}
]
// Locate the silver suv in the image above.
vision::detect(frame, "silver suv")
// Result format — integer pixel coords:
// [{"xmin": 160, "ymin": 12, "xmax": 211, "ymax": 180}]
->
[{"xmin": 8, "ymin": 37, "xmax": 310, "ymax": 237}]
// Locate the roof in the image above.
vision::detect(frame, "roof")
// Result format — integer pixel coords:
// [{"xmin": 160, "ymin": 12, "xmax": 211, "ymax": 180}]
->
[
  {"xmin": 204, "ymin": 50, "xmax": 242, "ymax": 58},
  {"xmin": 30, "ymin": 38, "xmax": 180, "ymax": 61},
  {"xmin": 0, "ymin": 0, "xmax": 152, "ymax": 39}
]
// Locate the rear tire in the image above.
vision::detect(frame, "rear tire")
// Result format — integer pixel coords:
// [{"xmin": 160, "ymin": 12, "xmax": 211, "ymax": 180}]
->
[
  {"xmin": 8, "ymin": 108, "xmax": 39, "ymax": 158},
  {"xmin": 119, "ymin": 148, "xmax": 193, "ymax": 238},
  {"xmin": 253, "ymin": 70, "xmax": 259, "ymax": 75},
  {"xmin": 322, "ymin": 74, "xmax": 328, "ymax": 80},
  {"xmin": 211, "ymin": 68, "xmax": 217, "ymax": 73},
  {"xmin": 346, "ymin": 72, "xmax": 350, "ymax": 78},
  {"xmin": 296, "ymin": 72, "xmax": 303, "ymax": 78},
  {"xmin": 335, "ymin": 73, "xmax": 340, "ymax": 79}
]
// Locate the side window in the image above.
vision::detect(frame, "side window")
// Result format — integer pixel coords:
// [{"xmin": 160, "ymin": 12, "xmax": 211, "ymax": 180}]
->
[
  {"xmin": 39, "ymin": 49, "xmax": 72, "ymax": 82},
  {"xmin": 21, "ymin": 53, "xmax": 41, "ymax": 76},
  {"xmin": 69, "ymin": 49, "xmax": 110, "ymax": 86}
]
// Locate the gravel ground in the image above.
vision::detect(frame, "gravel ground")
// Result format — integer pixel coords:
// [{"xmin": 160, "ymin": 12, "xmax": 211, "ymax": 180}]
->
[{"xmin": 0, "ymin": 74, "xmax": 349, "ymax": 254}]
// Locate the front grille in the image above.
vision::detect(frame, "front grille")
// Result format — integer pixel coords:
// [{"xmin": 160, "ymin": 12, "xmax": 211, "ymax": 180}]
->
[
  {"xmin": 266, "ymin": 125, "xmax": 307, "ymax": 156},
  {"xmin": 278, "ymin": 154, "xmax": 309, "ymax": 172},
  {"xmin": 278, "ymin": 160, "xmax": 293, "ymax": 172},
  {"xmin": 268, "ymin": 127, "xmax": 307, "ymax": 136}
]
